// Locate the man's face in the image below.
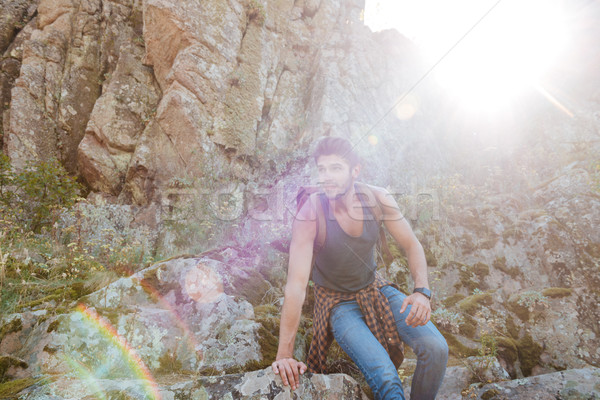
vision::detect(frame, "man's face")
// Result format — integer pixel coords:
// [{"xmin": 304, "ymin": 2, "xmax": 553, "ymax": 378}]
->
[{"xmin": 316, "ymin": 154, "xmax": 360, "ymax": 199}]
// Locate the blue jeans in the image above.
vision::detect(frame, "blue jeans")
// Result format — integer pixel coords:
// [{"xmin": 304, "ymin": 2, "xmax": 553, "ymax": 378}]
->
[{"xmin": 330, "ymin": 285, "xmax": 448, "ymax": 400}]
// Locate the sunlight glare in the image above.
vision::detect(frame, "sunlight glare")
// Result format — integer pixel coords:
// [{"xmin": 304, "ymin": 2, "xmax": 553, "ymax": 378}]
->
[{"xmin": 365, "ymin": 0, "xmax": 569, "ymax": 112}]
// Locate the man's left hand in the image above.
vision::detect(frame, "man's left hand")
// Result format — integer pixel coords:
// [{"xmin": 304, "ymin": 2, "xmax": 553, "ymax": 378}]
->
[{"xmin": 399, "ymin": 292, "xmax": 431, "ymax": 327}]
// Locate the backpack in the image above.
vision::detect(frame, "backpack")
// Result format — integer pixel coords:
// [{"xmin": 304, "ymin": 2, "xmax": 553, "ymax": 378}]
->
[{"xmin": 295, "ymin": 182, "xmax": 394, "ymax": 267}]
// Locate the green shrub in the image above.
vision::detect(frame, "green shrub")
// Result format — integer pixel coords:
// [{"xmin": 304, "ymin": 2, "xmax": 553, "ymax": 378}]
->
[
  {"xmin": 0, "ymin": 154, "xmax": 14, "ymax": 205},
  {"xmin": 0, "ymin": 156, "xmax": 81, "ymax": 233},
  {"xmin": 432, "ymin": 307, "xmax": 464, "ymax": 334}
]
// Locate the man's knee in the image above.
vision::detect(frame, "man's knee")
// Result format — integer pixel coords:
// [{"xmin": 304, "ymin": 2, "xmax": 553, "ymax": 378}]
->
[
  {"xmin": 433, "ymin": 338, "xmax": 449, "ymax": 364},
  {"xmin": 415, "ymin": 336, "xmax": 449, "ymax": 364}
]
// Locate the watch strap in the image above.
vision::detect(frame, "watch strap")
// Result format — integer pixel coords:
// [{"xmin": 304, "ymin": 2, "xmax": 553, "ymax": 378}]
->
[{"xmin": 413, "ymin": 287, "xmax": 432, "ymax": 300}]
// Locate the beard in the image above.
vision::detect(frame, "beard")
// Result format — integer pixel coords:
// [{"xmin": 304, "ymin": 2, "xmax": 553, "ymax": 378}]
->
[{"xmin": 323, "ymin": 175, "xmax": 354, "ymax": 200}]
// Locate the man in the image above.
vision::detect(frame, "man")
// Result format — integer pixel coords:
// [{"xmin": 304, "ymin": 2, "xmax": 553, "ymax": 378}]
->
[{"xmin": 271, "ymin": 136, "xmax": 448, "ymax": 399}]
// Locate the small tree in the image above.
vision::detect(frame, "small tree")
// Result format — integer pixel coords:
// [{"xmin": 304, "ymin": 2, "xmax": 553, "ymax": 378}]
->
[
  {"xmin": 0, "ymin": 153, "xmax": 14, "ymax": 206},
  {"xmin": 1, "ymin": 156, "xmax": 82, "ymax": 233}
]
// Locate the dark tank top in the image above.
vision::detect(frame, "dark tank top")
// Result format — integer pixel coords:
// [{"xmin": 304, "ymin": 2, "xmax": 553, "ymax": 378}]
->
[{"xmin": 312, "ymin": 187, "xmax": 380, "ymax": 292}]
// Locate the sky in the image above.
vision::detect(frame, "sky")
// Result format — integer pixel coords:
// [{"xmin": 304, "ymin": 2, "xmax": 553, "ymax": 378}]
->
[{"xmin": 363, "ymin": 0, "xmax": 570, "ymax": 113}]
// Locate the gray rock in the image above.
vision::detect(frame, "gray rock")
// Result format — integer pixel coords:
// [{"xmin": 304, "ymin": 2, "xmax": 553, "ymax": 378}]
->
[
  {"xmin": 16, "ymin": 367, "xmax": 369, "ymax": 399},
  {"xmin": 416, "ymin": 357, "xmax": 510, "ymax": 400},
  {"xmin": 1, "ymin": 256, "xmax": 265, "ymax": 381},
  {"xmin": 470, "ymin": 367, "xmax": 600, "ymax": 400}
]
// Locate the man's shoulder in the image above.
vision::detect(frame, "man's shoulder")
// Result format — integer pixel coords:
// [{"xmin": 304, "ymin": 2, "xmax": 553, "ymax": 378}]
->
[
  {"xmin": 355, "ymin": 182, "xmax": 390, "ymax": 200},
  {"xmin": 356, "ymin": 183, "xmax": 398, "ymax": 215},
  {"xmin": 296, "ymin": 191, "xmax": 321, "ymax": 221}
]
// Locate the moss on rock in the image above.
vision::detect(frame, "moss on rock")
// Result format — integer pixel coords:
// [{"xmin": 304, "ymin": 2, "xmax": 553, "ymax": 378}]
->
[
  {"xmin": 0, "ymin": 377, "xmax": 44, "ymax": 397},
  {"xmin": 15, "ymin": 286, "xmax": 79, "ymax": 311},
  {"xmin": 493, "ymin": 256, "xmax": 522, "ymax": 278},
  {"xmin": 458, "ymin": 293, "xmax": 492, "ymax": 314},
  {"xmin": 424, "ymin": 247, "xmax": 437, "ymax": 267},
  {"xmin": 46, "ymin": 319, "xmax": 60, "ymax": 333},
  {"xmin": 472, "ymin": 262, "xmax": 490, "ymax": 278},
  {"xmin": 441, "ymin": 332, "xmax": 478, "ymax": 358},
  {"xmin": 0, "ymin": 356, "xmax": 28, "ymax": 381},
  {"xmin": 541, "ymin": 287, "xmax": 572, "ymax": 298},
  {"xmin": 94, "ymin": 306, "xmax": 130, "ymax": 326},
  {"xmin": 0, "ymin": 318, "xmax": 22, "ymax": 343},
  {"xmin": 516, "ymin": 334, "xmax": 542, "ymax": 377},
  {"xmin": 481, "ymin": 388, "xmax": 500, "ymax": 400},
  {"xmin": 454, "ymin": 262, "xmax": 489, "ymax": 292},
  {"xmin": 506, "ymin": 299, "xmax": 530, "ymax": 322},
  {"xmin": 459, "ymin": 314, "xmax": 477, "ymax": 338},
  {"xmin": 157, "ymin": 351, "xmax": 183, "ymax": 374},
  {"xmin": 505, "ymin": 316, "xmax": 520, "ymax": 339},
  {"xmin": 442, "ymin": 293, "xmax": 466, "ymax": 308},
  {"xmin": 494, "ymin": 336, "xmax": 519, "ymax": 367}
]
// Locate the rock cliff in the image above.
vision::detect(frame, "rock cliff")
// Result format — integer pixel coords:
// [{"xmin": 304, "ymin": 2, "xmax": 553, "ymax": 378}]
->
[{"xmin": 1, "ymin": 0, "xmax": 599, "ymax": 398}]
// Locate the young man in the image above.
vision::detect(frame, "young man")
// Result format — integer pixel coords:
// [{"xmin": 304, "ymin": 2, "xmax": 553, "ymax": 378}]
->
[{"xmin": 271, "ymin": 136, "xmax": 448, "ymax": 399}]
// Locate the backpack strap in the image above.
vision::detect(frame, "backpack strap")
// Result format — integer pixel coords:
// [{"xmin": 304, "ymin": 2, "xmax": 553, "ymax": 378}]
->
[
  {"xmin": 313, "ymin": 192, "xmax": 326, "ymax": 254},
  {"xmin": 354, "ymin": 182, "xmax": 394, "ymax": 266}
]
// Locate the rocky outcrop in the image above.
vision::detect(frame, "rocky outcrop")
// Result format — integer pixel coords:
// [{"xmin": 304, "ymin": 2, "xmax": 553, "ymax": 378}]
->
[
  {"xmin": 1, "ymin": 0, "xmax": 600, "ymax": 399},
  {"xmin": 0, "ymin": 255, "xmax": 271, "ymax": 380},
  {"xmin": 0, "ymin": 0, "xmax": 38, "ymax": 55},
  {"xmin": 469, "ymin": 367, "xmax": 600, "ymax": 400},
  {"xmin": 2, "ymin": 0, "xmax": 430, "ymax": 206},
  {"xmin": 2, "ymin": 0, "xmax": 149, "ymax": 175},
  {"xmin": 15, "ymin": 368, "xmax": 369, "ymax": 399},
  {"xmin": 0, "ymin": 0, "xmax": 39, "ymax": 151},
  {"xmin": 416, "ymin": 165, "xmax": 600, "ymax": 377},
  {"xmin": 431, "ymin": 357, "xmax": 510, "ymax": 400},
  {"xmin": 78, "ymin": 48, "xmax": 161, "ymax": 196},
  {"xmin": 0, "ymin": 250, "xmax": 369, "ymax": 399}
]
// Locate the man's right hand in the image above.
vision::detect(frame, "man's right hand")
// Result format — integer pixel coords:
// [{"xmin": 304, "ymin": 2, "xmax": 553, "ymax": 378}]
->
[{"xmin": 272, "ymin": 357, "xmax": 307, "ymax": 391}]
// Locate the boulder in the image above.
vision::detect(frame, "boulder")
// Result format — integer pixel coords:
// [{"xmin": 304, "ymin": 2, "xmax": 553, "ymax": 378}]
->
[
  {"xmin": 470, "ymin": 367, "xmax": 600, "ymax": 400},
  {"xmin": 0, "ymin": 256, "xmax": 270, "ymax": 383},
  {"xmin": 15, "ymin": 367, "xmax": 369, "ymax": 399}
]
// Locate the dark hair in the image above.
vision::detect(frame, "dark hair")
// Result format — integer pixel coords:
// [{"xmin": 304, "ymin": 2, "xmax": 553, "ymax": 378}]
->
[{"xmin": 312, "ymin": 136, "xmax": 360, "ymax": 167}]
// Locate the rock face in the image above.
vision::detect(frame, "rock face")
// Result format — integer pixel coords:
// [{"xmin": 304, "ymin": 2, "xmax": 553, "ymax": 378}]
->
[
  {"xmin": 418, "ymin": 164, "xmax": 600, "ymax": 378},
  {"xmin": 0, "ymin": 255, "xmax": 270, "ymax": 384},
  {"xmin": 1, "ymin": 0, "xmax": 155, "ymax": 176},
  {"xmin": 432, "ymin": 357, "xmax": 510, "ymax": 400},
  {"xmin": 1, "ymin": 0, "xmax": 600, "ymax": 399},
  {"xmin": 16, "ymin": 368, "xmax": 369, "ymax": 399},
  {"xmin": 469, "ymin": 367, "xmax": 600, "ymax": 400},
  {"xmin": 78, "ymin": 48, "xmax": 161, "ymax": 196},
  {"xmin": 0, "ymin": 0, "xmax": 39, "ymax": 150},
  {"xmin": 3, "ymin": 0, "xmax": 429, "ymax": 206}
]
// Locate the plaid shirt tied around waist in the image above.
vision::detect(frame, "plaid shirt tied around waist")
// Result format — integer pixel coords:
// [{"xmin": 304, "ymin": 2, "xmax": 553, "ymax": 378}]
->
[{"xmin": 306, "ymin": 274, "xmax": 405, "ymax": 373}]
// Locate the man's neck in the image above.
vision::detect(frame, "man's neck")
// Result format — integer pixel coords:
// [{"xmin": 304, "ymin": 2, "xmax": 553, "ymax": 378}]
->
[{"xmin": 328, "ymin": 181, "xmax": 357, "ymax": 214}]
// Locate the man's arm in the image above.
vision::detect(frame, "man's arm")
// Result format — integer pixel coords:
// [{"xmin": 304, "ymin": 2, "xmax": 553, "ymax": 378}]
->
[
  {"xmin": 374, "ymin": 186, "xmax": 432, "ymax": 327},
  {"xmin": 271, "ymin": 195, "xmax": 317, "ymax": 389}
]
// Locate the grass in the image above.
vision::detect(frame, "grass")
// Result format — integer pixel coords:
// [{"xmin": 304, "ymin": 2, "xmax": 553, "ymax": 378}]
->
[
  {"xmin": 0, "ymin": 210, "xmax": 155, "ymax": 319},
  {"xmin": 0, "ymin": 377, "xmax": 46, "ymax": 398}
]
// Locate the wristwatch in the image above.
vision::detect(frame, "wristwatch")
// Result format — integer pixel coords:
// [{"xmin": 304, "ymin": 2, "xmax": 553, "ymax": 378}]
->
[{"xmin": 413, "ymin": 287, "xmax": 432, "ymax": 300}]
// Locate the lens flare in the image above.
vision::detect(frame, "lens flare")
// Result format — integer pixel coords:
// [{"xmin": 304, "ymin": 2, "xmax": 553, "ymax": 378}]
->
[
  {"xmin": 184, "ymin": 262, "xmax": 224, "ymax": 303},
  {"xmin": 368, "ymin": 135, "xmax": 379, "ymax": 145},
  {"xmin": 60, "ymin": 354, "xmax": 108, "ymax": 400},
  {"xmin": 137, "ymin": 272, "xmax": 199, "ymax": 352},
  {"xmin": 365, "ymin": 0, "xmax": 569, "ymax": 113},
  {"xmin": 393, "ymin": 94, "xmax": 419, "ymax": 120},
  {"xmin": 71, "ymin": 304, "xmax": 162, "ymax": 400}
]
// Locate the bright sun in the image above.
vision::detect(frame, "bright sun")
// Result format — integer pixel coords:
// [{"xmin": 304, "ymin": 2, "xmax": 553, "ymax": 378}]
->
[{"xmin": 364, "ymin": 0, "xmax": 569, "ymax": 112}]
